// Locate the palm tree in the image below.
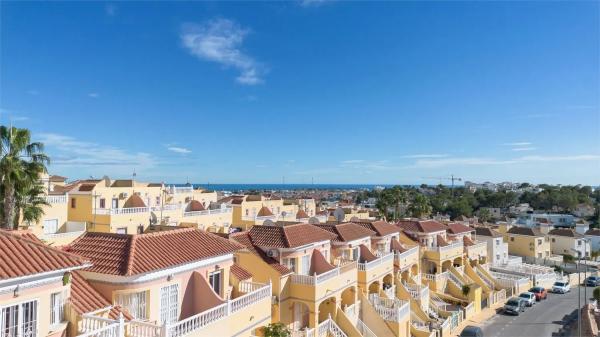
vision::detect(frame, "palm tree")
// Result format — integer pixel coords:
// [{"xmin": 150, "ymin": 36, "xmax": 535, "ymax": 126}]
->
[
  {"xmin": 0, "ymin": 126, "xmax": 49, "ymax": 229},
  {"xmin": 13, "ymin": 179, "xmax": 49, "ymax": 228},
  {"xmin": 408, "ymin": 194, "xmax": 433, "ymax": 218}
]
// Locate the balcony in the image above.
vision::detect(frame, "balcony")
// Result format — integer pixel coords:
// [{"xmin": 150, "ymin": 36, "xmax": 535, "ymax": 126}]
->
[
  {"xmin": 94, "ymin": 207, "xmax": 150, "ymax": 215},
  {"xmin": 183, "ymin": 207, "xmax": 232, "ymax": 217},
  {"xmin": 168, "ymin": 186, "xmax": 194, "ymax": 194},
  {"xmin": 367, "ymin": 294, "xmax": 410, "ymax": 323},
  {"xmin": 465, "ymin": 241, "xmax": 487, "ymax": 261},
  {"xmin": 290, "ymin": 261, "xmax": 357, "ymax": 301},
  {"xmin": 45, "ymin": 195, "xmax": 67, "ymax": 204},
  {"xmin": 241, "ymin": 214, "xmax": 277, "ymax": 222},
  {"xmin": 424, "ymin": 241, "xmax": 463, "ymax": 262},
  {"xmin": 42, "ymin": 221, "xmax": 87, "ymax": 243},
  {"xmin": 357, "ymin": 252, "xmax": 394, "ymax": 286},
  {"xmin": 395, "ymin": 246, "xmax": 419, "ymax": 272}
]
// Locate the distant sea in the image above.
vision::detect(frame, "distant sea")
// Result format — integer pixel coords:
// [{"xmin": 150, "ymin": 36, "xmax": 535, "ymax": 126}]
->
[{"xmin": 174, "ymin": 184, "xmax": 396, "ymax": 192}]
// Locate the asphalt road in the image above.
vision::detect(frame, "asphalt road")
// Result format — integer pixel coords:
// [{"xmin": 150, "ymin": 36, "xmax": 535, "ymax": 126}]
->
[{"xmin": 481, "ymin": 285, "xmax": 591, "ymax": 337}]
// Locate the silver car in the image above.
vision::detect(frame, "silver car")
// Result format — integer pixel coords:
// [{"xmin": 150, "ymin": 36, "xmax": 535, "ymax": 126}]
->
[
  {"xmin": 518, "ymin": 292, "xmax": 536, "ymax": 307},
  {"xmin": 503, "ymin": 297, "xmax": 526, "ymax": 315}
]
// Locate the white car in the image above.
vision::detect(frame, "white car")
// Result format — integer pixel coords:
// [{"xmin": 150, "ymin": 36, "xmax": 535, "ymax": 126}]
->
[
  {"xmin": 552, "ymin": 281, "xmax": 570, "ymax": 294},
  {"xmin": 518, "ymin": 292, "xmax": 536, "ymax": 306}
]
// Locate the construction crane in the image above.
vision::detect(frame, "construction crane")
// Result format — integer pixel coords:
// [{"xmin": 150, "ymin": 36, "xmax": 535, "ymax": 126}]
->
[{"xmin": 421, "ymin": 174, "xmax": 463, "ymax": 197}]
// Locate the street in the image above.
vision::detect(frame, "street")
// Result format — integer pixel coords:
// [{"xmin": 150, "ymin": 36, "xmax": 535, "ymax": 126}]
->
[{"xmin": 481, "ymin": 285, "xmax": 591, "ymax": 337}]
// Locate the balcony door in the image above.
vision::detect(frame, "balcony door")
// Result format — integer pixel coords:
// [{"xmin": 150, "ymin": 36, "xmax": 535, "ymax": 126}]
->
[
  {"xmin": 208, "ymin": 270, "xmax": 222, "ymax": 296},
  {"xmin": 1, "ymin": 300, "xmax": 38, "ymax": 337},
  {"xmin": 300, "ymin": 255, "xmax": 310, "ymax": 276},
  {"xmin": 43, "ymin": 219, "xmax": 58, "ymax": 234},
  {"xmin": 112, "ymin": 198, "xmax": 119, "ymax": 209},
  {"xmin": 160, "ymin": 284, "xmax": 179, "ymax": 324}
]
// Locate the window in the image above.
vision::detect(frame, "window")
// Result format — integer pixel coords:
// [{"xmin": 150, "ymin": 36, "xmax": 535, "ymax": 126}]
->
[
  {"xmin": 116, "ymin": 227, "xmax": 127, "ymax": 234},
  {"xmin": 99, "ymin": 198, "xmax": 106, "ymax": 209},
  {"xmin": 352, "ymin": 247, "xmax": 360, "ymax": 261},
  {"xmin": 43, "ymin": 219, "xmax": 58, "ymax": 235},
  {"xmin": 496, "ymin": 239, "xmax": 500, "ymax": 245},
  {"xmin": 115, "ymin": 291, "xmax": 147, "ymax": 320},
  {"xmin": 510, "ymin": 237, "xmax": 514, "ymax": 242},
  {"xmin": 112, "ymin": 198, "xmax": 119, "ymax": 209},
  {"xmin": 156, "ymin": 196, "xmax": 161, "ymax": 205},
  {"xmin": 300, "ymin": 255, "xmax": 310, "ymax": 275},
  {"xmin": 209, "ymin": 270, "xmax": 222, "ymax": 296},
  {"xmin": 245, "ymin": 209, "xmax": 249, "ymax": 216},
  {"xmin": 50, "ymin": 292, "xmax": 65, "ymax": 325},
  {"xmin": 578, "ymin": 240, "xmax": 582, "ymax": 246},
  {"xmin": 160, "ymin": 284, "xmax": 179, "ymax": 324},
  {"xmin": 1, "ymin": 300, "xmax": 38, "ymax": 337},
  {"xmin": 537, "ymin": 239, "xmax": 542, "ymax": 246},
  {"xmin": 552, "ymin": 238, "xmax": 556, "ymax": 242},
  {"xmin": 71, "ymin": 198, "xmax": 76, "ymax": 208},
  {"xmin": 283, "ymin": 258, "xmax": 296, "ymax": 273}
]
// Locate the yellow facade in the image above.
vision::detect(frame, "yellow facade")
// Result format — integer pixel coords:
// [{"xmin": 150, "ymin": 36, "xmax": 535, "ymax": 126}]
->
[{"xmin": 505, "ymin": 233, "xmax": 551, "ymax": 258}]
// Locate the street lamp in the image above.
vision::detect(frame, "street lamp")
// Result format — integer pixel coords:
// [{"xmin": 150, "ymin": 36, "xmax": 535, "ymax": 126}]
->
[{"xmin": 570, "ymin": 248, "xmax": 582, "ymax": 337}]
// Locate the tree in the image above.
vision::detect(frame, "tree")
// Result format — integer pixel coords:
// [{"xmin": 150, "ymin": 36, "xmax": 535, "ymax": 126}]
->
[
  {"xmin": 408, "ymin": 194, "xmax": 432, "ymax": 218},
  {"xmin": 263, "ymin": 323, "xmax": 291, "ymax": 337},
  {"xmin": 461, "ymin": 284, "xmax": 471, "ymax": 297},
  {"xmin": 591, "ymin": 250, "xmax": 600, "ymax": 262},
  {"xmin": 477, "ymin": 208, "xmax": 492, "ymax": 223},
  {"xmin": 13, "ymin": 179, "xmax": 48, "ymax": 227},
  {"xmin": 0, "ymin": 126, "xmax": 49, "ymax": 229},
  {"xmin": 593, "ymin": 287, "xmax": 600, "ymax": 303}
]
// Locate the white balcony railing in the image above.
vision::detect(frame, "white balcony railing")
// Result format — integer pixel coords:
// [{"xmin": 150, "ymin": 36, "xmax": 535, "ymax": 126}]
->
[
  {"xmin": 45, "ymin": 195, "xmax": 67, "ymax": 204},
  {"xmin": 166, "ymin": 282, "xmax": 271, "ymax": 337},
  {"xmin": 356, "ymin": 319, "xmax": 377, "ymax": 337},
  {"xmin": 290, "ymin": 261, "xmax": 357, "ymax": 286},
  {"xmin": 422, "ymin": 272, "xmax": 448, "ymax": 282},
  {"xmin": 357, "ymin": 252, "xmax": 394, "ymax": 272},
  {"xmin": 168, "ymin": 186, "xmax": 194, "ymax": 194},
  {"xmin": 428, "ymin": 241, "xmax": 463, "ymax": 254},
  {"xmin": 395, "ymin": 245, "xmax": 419, "ymax": 262},
  {"xmin": 368, "ymin": 294, "xmax": 409, "ymax": 323},
  {"xmin": 151, "ymin": 204, "xmax": 182, "ymax": 212},
  {"xmin": 383, "ymin": 285, "xmax": 396, "ymax": 299},
  {"xmin": 183, "ymin": 207, "xmax": 232, "ymax": 217},
  {"xmin": 94, "ymin": 207, "xmax": 150, "ymax": 215}
]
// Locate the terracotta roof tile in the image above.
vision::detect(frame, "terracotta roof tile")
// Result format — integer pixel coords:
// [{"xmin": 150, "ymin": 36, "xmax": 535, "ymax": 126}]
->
[
  {"xmin": 229, "ymin": 232, "xmax": 292, "ymax": 275},
  {"xmin": 474, "ymin": 226, "xmax": 502, "ymax": 238},
  {"xmin": 188, "ymin": 200, "xmax": 205, "ymax": 212},
  {"xmin": 436, "ymin": 235, "xmax": 449, "ymax": 247},
  {"xmin": 548, "ymin": 228, "xmax": 583, "ymax": 238},
  {"xmin": 463, "ymin": 236, "xmax": 475, "ymax": 246},
  {"xmin": 257, "ymin": 206, "xmax": 274, "ymax": 217},
  {"xmin": 585, "ymin": 228, "xmax": 600, "ymax": 236},
  {"xmin": 352, "ymin": 220, "xmax": 399, "ymax": 237},
  {"xmin": 396, "ymin": 220, "xmax": 448, "ymax": 233},
  {"xmin": 447, "ymin": 223, "xmax": 474, "ymax": 234},
  {"xmin": 248, "ymin": 223, "xmax": 336, "ymax": 248},
  {"xmin": 70, "ymin": 271, "xmax": 112, "ymax": 315},
  {"xmin": 230, "ymin": 263, "xmax": 252, "ymax": 281},
  {"xmin": 507, "ymin": 226, "xmax": 544, "ymax": 237},
  {"xmin": 67, "ymin": 228, "xmax": 242, "ymax": 276},
  {"xmin": 123, "ymin": 194, "xmax": 146, "ymax": 208},
  {"xmin": 296, "ymin": 209, "xmax": 309, "ymax": 219},
  {"xmin": 0, "ymin": 230, "xmax": 89, "ymax": 280},
  {"xmin": 314, "ymin": 223, "xmax": 375, "ymax": 242}
]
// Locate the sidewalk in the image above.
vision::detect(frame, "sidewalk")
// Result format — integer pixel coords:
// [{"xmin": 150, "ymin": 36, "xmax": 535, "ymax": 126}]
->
[{"xmin": 451, "ymin": 306, "xmax": 502, "ymax": 337}]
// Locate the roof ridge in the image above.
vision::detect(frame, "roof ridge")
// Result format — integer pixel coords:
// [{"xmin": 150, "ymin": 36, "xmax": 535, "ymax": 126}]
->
[
  {"xmin": 0, "ymin": 230, "xmax": 89, "ymax": 265},
  {"xmin": 124, "ymin": 235, "xmax": 137, "ymax": 276}
]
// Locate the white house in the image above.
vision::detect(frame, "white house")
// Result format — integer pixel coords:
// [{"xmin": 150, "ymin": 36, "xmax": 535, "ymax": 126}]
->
[
  {"xmin": 475, "ymin": 226, "xmax": 508, "ymax": 265},
  {"xmin": 547, "ymin": 228, "xmax": 591, "ymax": 258},
  {"xmin": 585, "ymin": 228, "xmax": 600, "ymax": 252}
]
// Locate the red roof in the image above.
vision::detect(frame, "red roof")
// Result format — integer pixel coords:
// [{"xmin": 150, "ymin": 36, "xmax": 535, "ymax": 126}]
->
[
  {"xmin": 352, "ymin": 220, "xmax": 399, "ymax": 237},
  {"xmin": 0, "ymin": 230, "xmax": 89, "ymax": 280},
  {"xmin": 314, "ymin": 223, "xmax": 375, "ymax": 242},
  {"xmin": 188, "ymin": 200, "xmax": 205, "ymax": 212},
  {"xmin": 229, "ymin": 232, "xmax": 292, "ymax": 275},
  {"xmin": 124, "ymin": 194, "xmax": 146, "ymax": 208},
  {"xmin": 247, "ymin": 223, "xmax": 337, "ymax": 248},
  {"xmin": 71, "ymin": 272, "xmax": 133, "ymax": 320},
  {"xmin": 230, "ymin": 263, "xmax": 252, "ymax": 281},
  {"xmin": 447, "ymin": 223, "xmax": 474, "ymax": 235},
  {"xmin": 397, "ymin": 220, "xmax": 448, "ymax": 233},
  {"xmin": 463, "ymin": 236, "xmax": 475, "ymax": 246},
  {"xmin": 67, "ymin": 228, "xmax": 242, "ymax": 276},
  {"xmin": 296, "ymin": 209, "xmax": 309, "ymax": 219},
  {"xmin": 257, "ymin": 206, "xmax": 274, "ymax": 217}
]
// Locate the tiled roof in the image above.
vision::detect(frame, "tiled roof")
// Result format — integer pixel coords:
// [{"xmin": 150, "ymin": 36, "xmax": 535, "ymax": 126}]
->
[
  {"xmin": 352, "ymin": 220, "xmax": 399, "ymax": 237},
  {"xmin": 314, "ymin": 223, "xmax": 375, "ymax": 242},
  {"xmin": 247, "ymin": 223, "xmax": 337, "ymax": 248},
  {"xmin": 447, "ymin": 223, "xmax": 474, "ymax": 234},
  {"xmin": 229, "ymin": 232, "xmax": 292, "ymax": 275},
  {"xmin": 296, "ymin": 209, "xmax": 309, "ymax": 219},
  {"xmin": 79, "ymin": 184, "xmax": 96, "ymax": 192},
  {"xmin": 71, "ymin": 272, "xmax": 134, "ymax": 320},
  {"xmin": 3, "ymin": 229, "xmax": 43, "ymax": 244},
  {"xmin": 436, "ymin": 235, "xmax": 449, "ymax": 247},
  {"xmin": 67, "ymin": 228, "xmax": 242, "ymax": 276},
  {"xmin": 507, "ymin": 226, "xmax": 544, "ymax": 237},
  {"xmin": 123, "ymin": 194, "xmax": 146, "ymax": 208},
  {"xmin": 585, "ymin": 228, "xmax": 600, "ymax": 236},
  {"xmin": 188, "ymin": 200, "xmax": 205, "ymax": 212},
  {"xmin": 548, "ymin": 228, "xmax": 584, "ymax": 238},
  {"xmin": 0, "ymin": 230, "xmax": 89, "ymax": 280},
  {"xmin": 396, "ymin": 220, "xmax": 448, "ymax": 233},
  {"xmin": 257, "ymin": 206, "xmax": 274, "ymax": 217},
  {"xmin": 230, "ymin": 263, "xmax": 252, "ymax": 281},
  {"xmin": 49, "ymin": 175, "xmax": 68, "ymax": 182},
  {"xmin": 463, "ymin": 236, "xmax": 475, "ymax": 246},
  {"xmin": 474, "ymin": 226, "xmax": 502, "ymax": 238}
]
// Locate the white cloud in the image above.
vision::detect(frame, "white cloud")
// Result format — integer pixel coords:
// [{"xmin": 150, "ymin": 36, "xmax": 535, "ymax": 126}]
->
[
  {"xmin": 88, "ymin": 93, "xmax": 99, "ymax": 98},
  {"xmin": 181, "ymin": 18, "xmax": 264, "ymax": 85},
  {"xmin": 300, "ymin": 0, "xmax": 330, "ymax": 6},
  {"xmin": 518, "ymin": 155, "xmax": 600, "ymax": 162},
  {"xmin": 512, "ymin": 147, "xmax": 536, "ymax": 152},
  {"xmin": 503, "ymin": 142, "xmax": 532, "ymax": 146},
  {"xmin": 341, "ymin": 159, "xmax": 365, "ymax": 164},
  {"xmin": 38, "ymin": 133, "xmax": 155, "ymax": 168},
  {"xmin": 167, "ymin": 146, "xmax": 191, "ymax": 154},
  {"xmin": 413, "ymin": 157, "xmax": 516, "ymax": 168},
  {"xmin": 401, "ymin": 154, "xmax": 449, "ymax": 159}
]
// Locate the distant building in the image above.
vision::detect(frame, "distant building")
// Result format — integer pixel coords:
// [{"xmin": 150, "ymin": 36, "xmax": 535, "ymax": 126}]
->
[{"xmin": 516, "ymin": 213, "xmax": 577, "ymax": 228}]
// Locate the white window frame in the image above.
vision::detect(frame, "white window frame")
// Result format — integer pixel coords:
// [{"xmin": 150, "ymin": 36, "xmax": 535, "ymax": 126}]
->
[
  {"xmin": 300, "ymin": 255, "xmax": 310, "ymax": 276},
  {"xmin": 43, "ymin": 219, "xmax": 59, "ymax": 235},
  {"xmin": 283, "ymin": 258, "xmax": 296, "ymax": 273},
  {"xmin": 160, "ymin": 284, "xmax": 179, "ymax": 324},
  {"xmin": 50, "ymin": 291, "xmax": 66, "ymax": 326},
  {"xmin": 208, "ymin": 270, "xmax": 223, "ymax": 296},
  {"xmin": 115, "ymin": 291, "xmax": 147, "ymax": 320},
  {"xmin": 1, "ymin": 299, "xmax": 38, "ymax": 337}
]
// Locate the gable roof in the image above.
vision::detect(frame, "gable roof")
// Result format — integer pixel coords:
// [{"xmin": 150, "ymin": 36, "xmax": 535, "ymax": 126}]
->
[
  {"xmin": 474, "ymin": 226, "xmax": 502, "ymax": 238},
  {"xmin": 0, "ymin": 230, "xmax": 89, "ymax": 280},
  {"xmin": 447, "ymin": 223, "xmax": 474, "ymax": 235},
  {"xmin": 548, "ymin": 228, "xmax": 583, "ymax": 238},
  {"xmin": 296, "ymin": 209, "xmax": 309, "ymax": 219},
  {"xmin": 229, "ymin": 232, "xmax": 292, "ymax": 275},
  {"xmin": 351, "ymin": 220, "xmax": 399, "ymax": 237},
  {"xmin": 67, "ymin": 228, "xmax": 242, "ymax": 276},
  {"xmin": 123, "ymin": 194, "xmax": 146, "ymax": 208},
  {"xmin": 247, "ymin": 223, "xmax": 336, "ymax": 248},
  {"xmin": 507, "ymin": 226, "xmax": 544, "ymax": 237},
  {"xmin": 257, "ymin": 206, "xmax": 274, "ymax": 217},
  {"xmin": 314, "ymin": 223, "xmax": 375, "ymax": 242},
  {"xmin": 585, "ymin": 228, "xmax": 600, "ymax": 236},
  {"xmin": 396, "ymin": 220, "xmax": 448, "ymax": 233},
  {"xmin": 230, "ymin": 263, "xmax": 252, "ymax": 281},
  {"xmin": 70, "ymin": 272, "xmax": 133, "ymax": 320}
]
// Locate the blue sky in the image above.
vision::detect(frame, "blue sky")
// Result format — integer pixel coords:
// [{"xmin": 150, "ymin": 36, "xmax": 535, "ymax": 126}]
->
[{"xmin": 1, "ymin": 1, "xmax": 599, "ymax": 185}]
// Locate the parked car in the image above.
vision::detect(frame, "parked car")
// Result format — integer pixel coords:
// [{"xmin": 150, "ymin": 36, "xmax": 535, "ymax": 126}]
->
[
  {"xmin": 585, "ymin": 276, "xmax": 600, "ymax": 287},
  {"xmin": 460, "ymin": 325, "xmax": 484, "ymax": 337},
  {"xmin": 519, "ymin": 292, "xmax": 536, "ymax": 306},
  {"xmin": 503, "ymin": 297, "xmax": 526, "ymax": 315},
  {"xmin": 528, "ymin": 286, "xmax": 548, "ymax": 301},
  {"xmin": 552, "ymin": 281, "xmax": 571, "ymax": 294}
]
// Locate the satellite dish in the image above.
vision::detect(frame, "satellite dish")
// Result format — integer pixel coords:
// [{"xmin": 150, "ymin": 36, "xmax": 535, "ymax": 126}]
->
[
  {"xmin": 263, "ymin": 219, "xmax": 275, "ymax": 226},
  {"xmin": 333, "ymin": 208, "xmax": 345, "ymax": 222},
  {"xmin": 308, "ymin": 217, "xmax": 320, "ymax": 225}
]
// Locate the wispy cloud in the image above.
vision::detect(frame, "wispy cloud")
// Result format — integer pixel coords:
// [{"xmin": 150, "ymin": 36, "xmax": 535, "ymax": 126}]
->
[
  {"xmin": 88, "ymin": 92, "xmax": 99, "ymax": 98},
  {"xmin": 167, "ymin": 146, "xmax": 191, "ymax": 154},
  {"xmin": 512, "ymin": 147, "xmax": 536, "ymax": 152},
  {"xmin": 518, "ymin": 155, "xmax": 600, "ymax": 162},
  {"xmin": 300, "ymin": 0, "xmax": 331, "ymax": 7},
  {"xmin": 181, "ymin": 18, "xmax": 264, "ymax": 85},
  {"xmin": 341, "ymin": 159, "xmax": 365, "ymax": 164},
  {"xmin": 38, "ymin": 133, "xmax": 155, "ymax": 168},
  {"xmin": 401, "ymin": 154, "xmax": 449, "ymax": 159},
  {"xmin": 503, "ymin": 142, "xmax": 532, "ymax": 146},
  {"xmin": 411, "ymin": 154, "xmax": 600, "ymax": 168}
]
